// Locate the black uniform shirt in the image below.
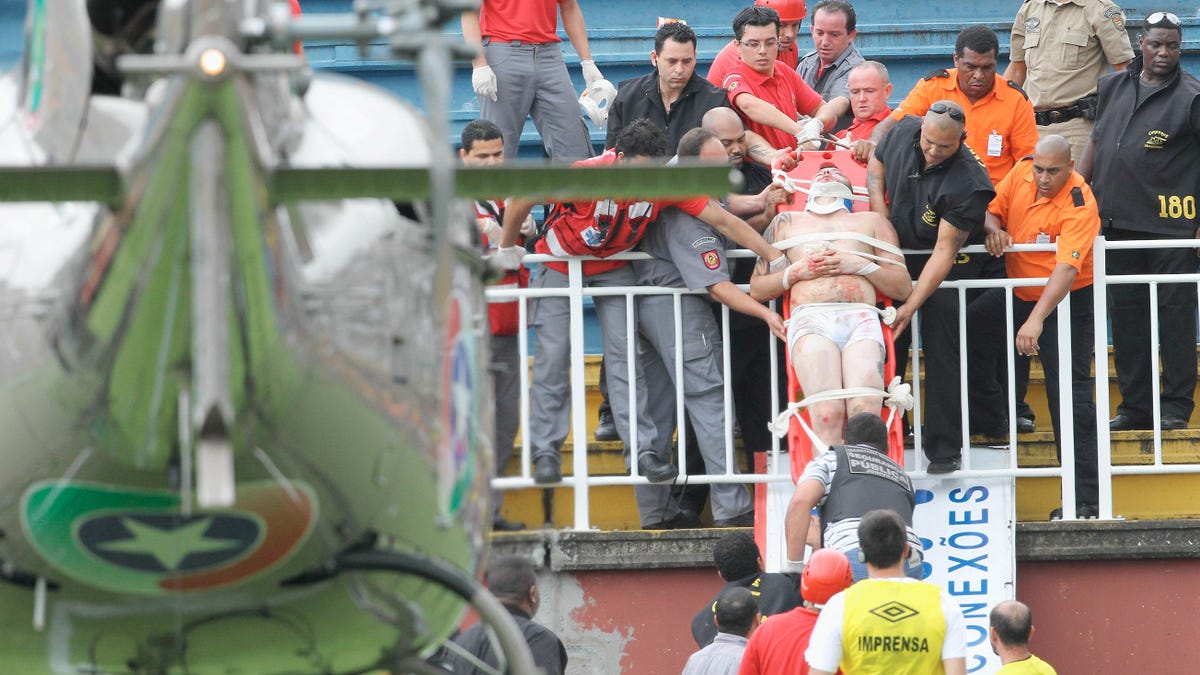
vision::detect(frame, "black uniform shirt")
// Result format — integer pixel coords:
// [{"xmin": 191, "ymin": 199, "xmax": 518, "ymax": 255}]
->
[
  {"xmin": 874, "ymin": 115, "xmax": 995, "ymax": 278},
  {"xmin": 1091, "ymin": 54, "xmax": 1200, "ymax": 237},
  {"xmin": 605, "ymin": 71, "xmax": 730, "ymax": 151}
]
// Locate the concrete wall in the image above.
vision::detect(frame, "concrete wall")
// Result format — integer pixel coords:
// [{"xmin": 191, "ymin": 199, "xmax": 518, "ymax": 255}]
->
[{"xmin": 493, "ymin": 522, "xmax": 1200, "ymax": 674}]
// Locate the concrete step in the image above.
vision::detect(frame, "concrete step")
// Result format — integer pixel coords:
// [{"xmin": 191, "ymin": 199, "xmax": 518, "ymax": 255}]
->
[{"xmin": 497, "ymin": 431, "xmax": 1200, "ymax": 529}]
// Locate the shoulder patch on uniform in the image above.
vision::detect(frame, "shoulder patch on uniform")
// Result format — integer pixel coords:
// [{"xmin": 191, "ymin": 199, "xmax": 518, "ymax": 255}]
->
[
  {"xmin": 923, "ymin": 68, "xmax": 950, "ymax": 81},
  {"xmin": 701, "ymin": 249, "xmax": 721, "ymax": 270},
  {"xmin": 692, "ymin": 236, "xmax": 718, "ymax": 249},
  {"xmin": 1103, "ymin": 6, "xmax": 1126, "ymax": 31},
  {"xmin": 1071, "ymin": 186, "xmax": 1085, "ymax": 207},
  {"xmin": 1006, "ymin": 79, "xmax": 1029, "ymax": 100}
]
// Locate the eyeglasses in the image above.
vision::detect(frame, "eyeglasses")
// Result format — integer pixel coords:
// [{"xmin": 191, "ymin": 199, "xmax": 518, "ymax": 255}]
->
[
  {"xmin": 1146, "ymin": 11, "xmax": 1182, "ymax": 28},
  {"xmin": 738, "ymin": 38, "xmax": 779, "ymax": 51},
  {"xmin": 929, "ymin": 101, "xmax": 966, "ymax": 122}
]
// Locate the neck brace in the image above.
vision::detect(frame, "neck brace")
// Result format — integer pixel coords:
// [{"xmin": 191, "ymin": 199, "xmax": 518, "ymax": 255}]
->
[{"xmin": 804, "ymin": 181, "xmax": 853, "ymax": 214}]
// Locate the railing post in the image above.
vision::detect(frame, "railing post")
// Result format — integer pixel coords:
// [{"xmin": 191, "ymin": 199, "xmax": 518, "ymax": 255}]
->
[
  {"xmin": 1093, "ymin": 236, "xmax": 1113, "ymax": 519},
  {"xmin": 568, "ymin": 258, "xmax": 590, "ymax": 530},
  {"xmin": 1057, "ymin": 293, "xmax": 1077, "ymax": 519}
]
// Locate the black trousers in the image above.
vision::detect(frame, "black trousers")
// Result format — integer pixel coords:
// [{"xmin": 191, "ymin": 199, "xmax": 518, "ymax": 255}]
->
[
  {"xmin": 967, "ymin": 286, "xmax": 1099, "ymax": 506},
  {"xmin": 1105, "ymin": 228, "xmax": 1198, "ymax": 422},
  {"xmin": 893, "ymin": 287, "xmax": 966, "ymax": 461}
]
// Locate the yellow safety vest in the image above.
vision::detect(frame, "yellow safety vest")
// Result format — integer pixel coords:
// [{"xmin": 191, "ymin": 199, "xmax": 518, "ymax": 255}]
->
[{"xmin": 841, "ymin": 579, "xmax": 946, "ymax": 674}]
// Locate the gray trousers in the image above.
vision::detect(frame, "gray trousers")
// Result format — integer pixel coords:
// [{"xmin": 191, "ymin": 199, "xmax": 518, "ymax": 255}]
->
[
  {"xmin": 634, "ymin": 294, "xmax": 753, "ymax": 524},
  {"xmin": 481, "ymin": 41, "xmax": 593, "ymax": 160},
  {"xmin": 528, "ymin": 266, "xmax": 654, "ymax": 463},
  {"xmin": 491, "ymin": 333, "xmax": 520, "ymax": 518}
]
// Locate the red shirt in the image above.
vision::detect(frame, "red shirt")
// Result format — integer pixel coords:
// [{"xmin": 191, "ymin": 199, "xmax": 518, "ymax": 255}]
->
[
  {"xmin": 479, "ymin": 0, "xmax": 562, "ymax": 44},
  {"xmin": 536, "ymin": 152, "xmax": 710, "ymax": 275},
  {"xmin": 836, "ymin": 105, "xmax": 892, "ymax": 142},
  {"xmin": 723, "ymin": 60, "xmax": 823, "ymax": 151},
  {"xmin": 737, "ymin": 607, "xmax": 822, "ymax": 675},
  {"xmin": 706, "ymin": 39, "xmax": 800, "ymax": 89}
]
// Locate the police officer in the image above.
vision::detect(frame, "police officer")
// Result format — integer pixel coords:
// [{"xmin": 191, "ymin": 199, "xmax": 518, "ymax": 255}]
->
[
  {"xmin": 866, "ymin": 102, "xmax": 995, "ymax": 474},
  {"xmin": 1005, "ymin": 0, "xmax": 1134, "ymax": 159},
  {"xmin": 1078, "ymin": 11, "xmax": 1200, "ymax": 433},
  {"xmin": 784, "ymin": 413, "xmax": 923, "ymax": 580},
  {"xmin": 806, "ymin": 510, "xmax": 968, "ymax": 675},
  {"xmin": 632, "ymin": 128, "xmax": 785, "ymax": 529}
]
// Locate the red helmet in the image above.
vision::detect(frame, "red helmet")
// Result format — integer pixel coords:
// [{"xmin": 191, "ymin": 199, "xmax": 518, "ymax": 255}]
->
[
  {"xmin": 755, "ymin": 0, "xmax": 807, "ymax": 22},
  {"xmin": 801, "ymin": 549, "xmax": 853, "ymax": 606}
]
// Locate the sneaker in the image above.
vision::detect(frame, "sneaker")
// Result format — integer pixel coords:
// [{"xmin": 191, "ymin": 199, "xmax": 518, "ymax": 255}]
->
[
  {"xmin": 1161, "ymin": 417, "xmax": 1188, "ymax": 431},
  {"xmin": 637, "ymin": 454, "xmax": 679, "ymax": 483},
  {"xmin": 714, "ymin": 512, "xmax": 754, "ymax": 527},
  {"xmin": 926, "ymin": 457, "xmax": 961, "ymax": 475},
  {"xmin": 1016, "ymin": 417, "xmax": 1036, "ymax": 434},
  {"xmin": 492, "ymin": 517, "xmax": 526, "ymax": 532},
  {"xmin": 594, "ymin": 407, "xmax": 618, "ymax": 441},
  {"xmin": 644, "ymin": 510, "xmax": 703, "ymax": 530},
  {"xmin": 533, "ymin": 456, "xmax": 562, "ymax": 484}
]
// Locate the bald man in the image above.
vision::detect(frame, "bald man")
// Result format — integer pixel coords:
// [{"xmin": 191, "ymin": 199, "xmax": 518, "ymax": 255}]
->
[
  {"xmin": 867, "ymin": 102, "xmax": 995, "ymax": 474},
  {"xmin": 967, "ymin": 135, "xmax": 1100, "ymax": 519},
  {"xmin": 701, "ymin": 106, "xmax": 792, "ymax": 468},
  {"xmin": 990, "ymin": 600, "xmax": 1057, "ymax": 673}
]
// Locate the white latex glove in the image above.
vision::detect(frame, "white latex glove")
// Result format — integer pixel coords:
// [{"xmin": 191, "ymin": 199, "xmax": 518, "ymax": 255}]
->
[
  {"xmin": 472, "ymin": 65, "xmax": 498, "ymax": 101},
  {"xmin": 782, "ymin": 559, "xmax": 806, "ymax": 574},
  {"xmin": 580, "ymin": 59, "xmax": 603, "ymax": 87},
  {"xmin": 767, "ymin": 255, "xmax": 789, "ymax": 274},
  {"xmin": 492, "ymin": 245, "xmax": 526, "ymax": 270},
  {"xmin": 480, "ymin": 219, "xmax": 504, "ymax": 248},
  {"xmin": 520, "ymin": 213, "xmax": 538, "ymax": 238},
  {"xmin": 795, "ymin": 116, "xmax": 825, "ymax": 146}
]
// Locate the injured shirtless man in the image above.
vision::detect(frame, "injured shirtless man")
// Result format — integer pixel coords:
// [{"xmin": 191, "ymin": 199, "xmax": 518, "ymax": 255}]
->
[{"xmin": 750, "ymin": 165, "xmax": 911, "ymax": 446}]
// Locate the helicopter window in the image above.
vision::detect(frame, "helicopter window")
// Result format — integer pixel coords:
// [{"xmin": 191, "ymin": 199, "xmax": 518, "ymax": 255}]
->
[{"xmin": 88, "ymin": 0, "xmax": 161, "ymax": 95}]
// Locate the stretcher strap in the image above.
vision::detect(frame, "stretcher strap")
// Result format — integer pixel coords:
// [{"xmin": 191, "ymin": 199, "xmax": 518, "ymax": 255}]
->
[
  {"xmin": 767, "ymin": 377, "xmax": 914, "ymax": 448},
  {"xmin": 771, "ymin": 168, "xmax": 870, "ymax": 198},
  {"xmin": 771, "ymin": 230, "xmax": 904, "ymax": 261},
  {"xmin": 789, "ymin": 301, "xmax": 898, "ymax": 327}
]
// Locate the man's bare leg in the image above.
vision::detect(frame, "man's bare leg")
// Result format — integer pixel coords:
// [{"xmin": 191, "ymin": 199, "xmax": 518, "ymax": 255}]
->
[
  {"xmin": 843, "ymin": 339, "xmax": 886, "ymax": 423},
  {"xmin": 792, "ymin": 335, "xmax": 846, "ymax": 447}
]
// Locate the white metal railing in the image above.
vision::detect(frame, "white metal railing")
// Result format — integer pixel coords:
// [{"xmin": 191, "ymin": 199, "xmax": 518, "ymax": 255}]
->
[{"xmin": 485, "ymin": 236, "xmax": 1200, "ymax": 529}]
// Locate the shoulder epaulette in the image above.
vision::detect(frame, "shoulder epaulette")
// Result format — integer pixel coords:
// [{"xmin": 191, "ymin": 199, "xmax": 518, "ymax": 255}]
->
[
  {"xmin": 1006, "ymin": 79, "xmax": 1029, "ymax": 100},
  {"xmin": 923, "ymin": 69, "xmax": 950, "ymax": 81},
  {"xmin": 1071, "ymin": 187, "xmax": 1085, "ymax": 207}
]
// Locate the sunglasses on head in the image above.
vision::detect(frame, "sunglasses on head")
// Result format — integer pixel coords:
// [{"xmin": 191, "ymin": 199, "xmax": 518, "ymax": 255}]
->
[
  {"xmin": 929, "ymin": 102, "xmax": 965, "ymax": 122},
  {"xmin": 1146, "ymin": 11, "xmax": 1182, "ymax": 28}
]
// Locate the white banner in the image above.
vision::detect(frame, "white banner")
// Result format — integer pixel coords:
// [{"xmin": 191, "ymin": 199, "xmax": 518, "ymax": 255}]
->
[{"xmin": 761, "ymin": 455, "xmax": 1015, "ymax": 674}]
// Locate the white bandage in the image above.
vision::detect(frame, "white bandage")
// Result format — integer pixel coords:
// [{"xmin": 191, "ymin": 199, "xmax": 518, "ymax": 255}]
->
[
  {"xmin": 782, "ymin": 558, "xmax": 806, "ymax": 574},
  {"xmin": 472, "ymin": 65, "xmax": 498, "ymax": 101},
  {"xmin": 857, "ymin": 261, "xmax": 881, "ymax": 276},
  {"xmin": 768, "ymin": 255, "xmax": 789, "ymax": 274},
  {"xmin": 782, "ymin": 260, "xmax": 803, "ymax": 290},
  {"xmin": 492, "ymin": 245, "xmax": 526, "ymax": 270}
]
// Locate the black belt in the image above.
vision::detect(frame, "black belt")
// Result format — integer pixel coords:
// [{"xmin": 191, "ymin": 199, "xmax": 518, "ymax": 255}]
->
[
  {"xmin": 1035, "ymin": 103, "xmax": 1084, "ymax": 126},
  {"xmin": 482, "ymin": 37, "xmax": 552, "ymax": 46}
]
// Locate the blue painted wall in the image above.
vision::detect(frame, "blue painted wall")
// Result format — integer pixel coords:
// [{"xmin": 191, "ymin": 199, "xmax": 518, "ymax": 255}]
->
[{"xmin": 3, "ymin": 2, "xmax": 1197, "ymax": 157}]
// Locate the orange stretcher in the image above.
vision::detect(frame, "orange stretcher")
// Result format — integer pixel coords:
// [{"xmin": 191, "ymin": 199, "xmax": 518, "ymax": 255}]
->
[{"xmin": 768, "ymin": 148, "xmax": 906, "ymax": 480}]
